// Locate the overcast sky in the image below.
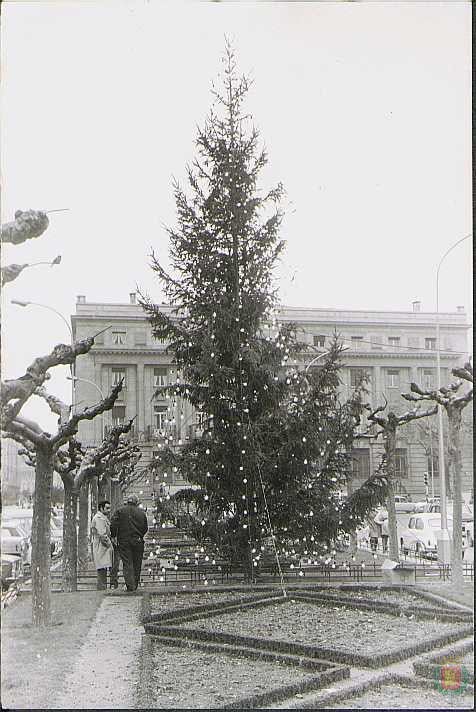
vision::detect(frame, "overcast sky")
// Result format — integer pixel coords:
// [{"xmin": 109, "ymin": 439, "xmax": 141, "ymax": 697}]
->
[{"xmin": 1, "ymin": 0, "xmax": 472, "ymax": 431}]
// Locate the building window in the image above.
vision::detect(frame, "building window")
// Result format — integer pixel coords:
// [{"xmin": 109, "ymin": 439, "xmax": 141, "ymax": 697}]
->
[
  {"xmin": 112, "ymin": 368, "xmax": 126, "ymax": 388},
  {"xmin": 388, "ymin": 337, "xmax": 400, "ymax": 348},
  {"xmin": 350, "ymin": 368, "xmax": 369, "ymax": 389},
  {"xmin": 153, "ymin": 368, "xmax": 168, "ymax": 388},
  {"xmin": 425, "ymin": 337, "xmax": 436, "ymax": 351},
  {"xmin": 112, "ymin": 405, "xmax": 126, "ymax": 425},
  {"xmin": 351, "ymin": 449, "xmax": 370, "ymax": 479},
  {"xmin": 387, "ymin": 369, "xmax": 400, "ymax": 388},
  {"xmin": 370, "ymin": 335, "xmax": 383, "ymax": 350},
  {"xmin": 395, "ymin": 449, "xmax": 408, "ymax": 478},
  {"xmin": 135, "ymin": 330, "xmax": 146, "ymax": 346},
  {"xmin": 112, "ymin": 331, "xmax": 126, "ymax": 345},
  {"xmin": 313, "ymin": 335, "xmax": 326, "ymax": 348},
  {"xmin": 351, "ymin": 336, "xmax": 364, "ymax": 350},
  {"xmin": 154, "ymin": 405, "xmax": 168, "ymax": 430},
  {"xmin": 423, "ymin": 368, "xmax": 435, "ymax": 389}
]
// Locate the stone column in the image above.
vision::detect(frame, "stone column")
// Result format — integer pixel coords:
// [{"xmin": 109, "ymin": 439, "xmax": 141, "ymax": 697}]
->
[{"xmin": 137, "ymin": 362, "xmax": 145, "ymax": 434}]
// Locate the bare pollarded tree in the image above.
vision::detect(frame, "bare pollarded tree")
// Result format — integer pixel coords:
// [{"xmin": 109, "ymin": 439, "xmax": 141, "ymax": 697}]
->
[
  {"xmin": 1, "ymin": 337, "xmax": 122, "ymax": 626},
  {"xmin": 403, "ymin": 361, "xmax": 473, "ymax": 587},
  {"xmin": 364, "ymin": 399, "xmax": 438, "ymax": 562}
]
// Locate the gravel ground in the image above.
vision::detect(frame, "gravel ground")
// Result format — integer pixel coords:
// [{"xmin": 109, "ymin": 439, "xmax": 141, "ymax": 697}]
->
[
  {"xmin": 149, "ymin": 590, "xmax": 276, "ymax": 615},
  {"xmin": 179, "ymin": 600, "xmax": 466, "ymax": 655},
  {"xmin": 145, "ymin": 642, "xmax": 317, "ymax": 708},
  {"xmin": 50, "ymin": 596, "xmax": 143, "ymax": 709},
  {"xmin": 326, "ymin": 683, "xmax": 474, "ymax": 708}
]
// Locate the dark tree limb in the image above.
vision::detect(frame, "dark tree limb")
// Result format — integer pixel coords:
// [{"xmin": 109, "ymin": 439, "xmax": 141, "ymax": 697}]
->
[
  {"xmin": 50, "ymin": 382, "xmax": 124, "ymax": 449},
  {"xmin": 1, "ymin": 337, "xmax": 96, "ymax": 427}
]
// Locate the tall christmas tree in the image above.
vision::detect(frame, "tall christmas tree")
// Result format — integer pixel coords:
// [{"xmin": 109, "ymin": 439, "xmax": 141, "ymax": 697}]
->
[{"xmin": 141, "ymin": 44, "xmax": 386, "ymax": 574}]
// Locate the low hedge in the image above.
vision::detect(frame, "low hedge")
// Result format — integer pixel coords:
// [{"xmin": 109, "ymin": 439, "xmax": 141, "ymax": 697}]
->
[
  {"xmin": 144, "ymin": 620, "xmax": 473, "ymax": 669},
  {"xmin": 290, "ymin": 592, "xmax": 470, "ymax": 623},
  {"xmin": 145, "ymin": 592, "xmax": 281, "ymax": 624},
  {"xmin": 147, "ymin": 632, "xmax": 347, "ymax": 672}
]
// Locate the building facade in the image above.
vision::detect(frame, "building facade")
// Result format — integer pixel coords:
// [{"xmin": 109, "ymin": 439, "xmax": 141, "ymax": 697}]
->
[
  {"xmin": 72, "ymin": 294, "xmax": 472, "ymax": 504},
  {"xmin": 1, "ymin": 438, "xmax": 35, "ymax": 504}
]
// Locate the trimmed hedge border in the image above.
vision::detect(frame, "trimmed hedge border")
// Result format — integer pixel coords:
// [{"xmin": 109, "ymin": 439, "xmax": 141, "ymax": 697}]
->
[
  {"xmin": 147, "ymin": 632, "xmax": 345, "ymax": 672},
  {"xmin": 138, "ymin": 631, "xmax": 350, "ymax": 710},
  {"xmin": 145, "ymin": 620, "xmax": 473, "ymax": 669},
  {"xmin": 281, "ymin": 672, "xmax": 475, "ymax": 710},
  {"xmin": 413, "ymin": 636, "xmax": 474, "ymax": 690},
  {"xmin": 413, "ymin": 586, "xmax": 474, "ymax": 613},
  {"xmin": 146, "ymin": 592, "xmax": 281, "ymax": 624},
  {"xmin": 290, "ymin": 592, "xmax": 471, "ymax": 623}
]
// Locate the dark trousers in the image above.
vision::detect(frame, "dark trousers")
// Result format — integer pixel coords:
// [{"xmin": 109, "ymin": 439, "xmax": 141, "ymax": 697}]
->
[
  {"xmin": 117, "ymin": 539, "xmax": 144, "ymax": 591},
  {"xmin": 97, "ymin": 568, "xmax": 108, "ymax": 590},
  {"xmin": 110, "ymin": 546, "xmax": 120, "ymax": 588}
]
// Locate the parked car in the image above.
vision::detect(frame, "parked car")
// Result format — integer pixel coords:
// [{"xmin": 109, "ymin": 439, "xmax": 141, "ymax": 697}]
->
[
  {"xmin": 394, "ymin": 496, "xmax": 416, "ymax": 513},
  {"xmin": 50, "ymin": 517, "xmax": 63, "ymax": 555},
  {"xmin": 3, "ymin": 509, "xmax": 63, "ymax": 557},
  {"xmin": 399, "ymin": 513, "xmax": 455, "ymax": 558},
  {"xmin": 428, "ymin": 501, "xmax": 473, "ymax": 522},
  {"xmin": 1, "ymin": 554, "xmax": 23, "ymax": 590},
  {"xmin": 1, "ymin": 524, "xmax": 30, "ymax": 565},
  {"xmin": 1, "ymin": 519, "xmax": 32, "ymax": 565}
]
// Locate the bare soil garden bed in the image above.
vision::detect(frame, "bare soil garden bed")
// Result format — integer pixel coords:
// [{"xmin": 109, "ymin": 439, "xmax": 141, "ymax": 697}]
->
[
  {"xmin": 148, "ymin": 589, "xmax": 276, "ymax": 617},
  {"xmin": 141, "ymin": 639, "xmax": 324, "ymax": 709},
  {"xmin": 177, "ymin": 600, "xmax": 469, "ymax": 657},
  {"xmin": 309, "ymin": 586, "xmax": 447, "ymax": 609}
]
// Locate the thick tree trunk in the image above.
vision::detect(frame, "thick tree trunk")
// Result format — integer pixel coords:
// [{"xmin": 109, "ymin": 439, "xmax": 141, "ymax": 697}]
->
[
  {"xmin": 448, "ymin": 409, "xmax": 463, "ymax": 588},
  {"xmin": 31, "ymin": 446, "xmax": 53, "ymax": 626},
  {"xmin": 89, "ymin": 478, "xmax": 99, "ymax": 561},
  {"xmin": 62, "ymin": 478, "xmax": 78, "ymax": 592},
  {"xmin": 111, "ymin": 481, "xmax": 121, "ymax": 511},
  {"xmin": 77, "ymin": 482, "xmax": 89, "ymax": 570},
  {"xmin": 385, "ymin": 431, "xmax": 399, "ymax": 563}
]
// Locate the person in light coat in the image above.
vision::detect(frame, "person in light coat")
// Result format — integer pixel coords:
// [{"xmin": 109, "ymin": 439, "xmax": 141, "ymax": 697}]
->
[{"xmin": 91, "ymin": 500, "xmax": 114, "ymax": 590}]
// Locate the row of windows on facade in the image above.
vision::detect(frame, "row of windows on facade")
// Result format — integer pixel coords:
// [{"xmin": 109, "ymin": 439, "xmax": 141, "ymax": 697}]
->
[
  {"xmin": 351, "ymin": 448, "xmax": 438, "ymax": 480},
  {"xmin": 313, "ymin": 335, "xmax": 440, "ymax": 351},
  {"xmin": 109, "ymin": 365, "xmax": 437, "ymax": 392},
  {"xmin": 106, "ymin": 331, "xmax": 446, "ymax": 352},
  {"xmin": 111, "ymin": 404, "xmax": 206, "ymax": 431},
  {"xmin": 147, "ymin": 448, "xmax": 434, "ymax": 486}
]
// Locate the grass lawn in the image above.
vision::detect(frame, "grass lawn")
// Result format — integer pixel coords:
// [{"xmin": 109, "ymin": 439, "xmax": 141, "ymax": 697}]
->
[
  {"xmin": 1, "ymin": 591, "xmax": 104, "ymax": 710},
  {"xmin": 417, "ymin": 583, "xmax": 474, "ymax": 609}
]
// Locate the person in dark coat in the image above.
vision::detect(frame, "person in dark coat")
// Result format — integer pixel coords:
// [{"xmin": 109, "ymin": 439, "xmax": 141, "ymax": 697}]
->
[{"xmin": 110, "ymin": 494, "xmax": 148, "ymax": 592}]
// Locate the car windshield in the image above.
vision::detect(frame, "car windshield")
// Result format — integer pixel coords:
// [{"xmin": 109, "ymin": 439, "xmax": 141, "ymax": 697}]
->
[{"xmin": 408, "ymin": 518, "xmax": 415, "ymax": 529}]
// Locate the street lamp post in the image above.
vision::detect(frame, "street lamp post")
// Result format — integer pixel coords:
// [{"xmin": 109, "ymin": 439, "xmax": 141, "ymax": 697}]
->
[
  {"xmin": 11, "ymin": 299, "xmax": 76, "ymax": 415},
  {"xmin": 435, "ymin": 233, "xmax": 472, "ymax": 564}
]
